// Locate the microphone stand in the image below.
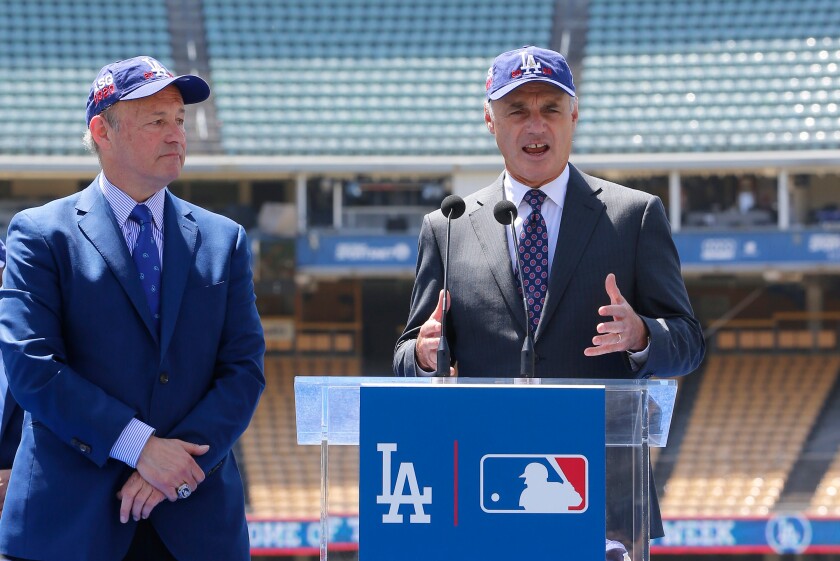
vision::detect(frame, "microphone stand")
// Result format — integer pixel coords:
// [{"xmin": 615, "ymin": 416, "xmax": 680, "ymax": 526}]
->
[{"xmin": 436, "ymin": 208, "xmax": 454, "ymax": 377}]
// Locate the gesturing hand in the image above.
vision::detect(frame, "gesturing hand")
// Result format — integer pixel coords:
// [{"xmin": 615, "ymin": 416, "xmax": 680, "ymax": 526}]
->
[
  {"xmin": 584, "ymin": 273, "xmax": 648, "ymax": 356},
  {"xmin": 414, "ymin": 290, "xmax": 454, "ymax": 374}
]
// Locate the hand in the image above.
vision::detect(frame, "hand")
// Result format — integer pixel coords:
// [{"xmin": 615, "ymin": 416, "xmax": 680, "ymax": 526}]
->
[
  {"xmin": 0, "ymin": 468, "xmax": 11, "ymax": 518},
  {"xmin": 136, "ymin": 436, "xmax": 209, "ymax": 502},
  {"xmin": 584, "ymin": 273, "xmax": 648, "ymax": 356},
  {"xmin": 414, "ymin": 290, "xmax": 454, "ymax": 374},
  {"xmin": 117, "ymin": 471, "xmax": 166, "ymax": 523}
]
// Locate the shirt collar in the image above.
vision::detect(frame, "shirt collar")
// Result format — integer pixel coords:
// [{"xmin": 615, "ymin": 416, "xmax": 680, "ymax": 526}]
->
[
  {"xmin": 98, "ymin": 173, "xmax": 166, "ymax": 229},
  {"xmin": 503, "ymin": 165, "xmax": 570, "ymax": 209}
]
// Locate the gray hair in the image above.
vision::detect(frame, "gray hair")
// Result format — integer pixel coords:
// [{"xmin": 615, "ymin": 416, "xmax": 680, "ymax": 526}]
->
[{"xmin": 82, "ymin": 105, "xmax": 121, "ymax": 157}]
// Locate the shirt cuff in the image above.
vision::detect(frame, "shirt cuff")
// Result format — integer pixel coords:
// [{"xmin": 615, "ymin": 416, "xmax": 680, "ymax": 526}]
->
[
  {"xmin": 109, "ymin": 418, "xmax": 155, "ymax": 468},
  {"xmin": 416, "ymin": 365, "xmax": 436, "ymax": 377},
  {"xmin": 627, "ymin": 337, "xmax": 651, "ymax": 372}
]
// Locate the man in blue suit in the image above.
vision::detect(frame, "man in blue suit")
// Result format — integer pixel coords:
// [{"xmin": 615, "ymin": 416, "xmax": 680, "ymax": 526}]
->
[
  {"xmin": 0, "ymin": 56, "xmax": 265, "ymax": 560},
  {"xmin": 0, "ymin": 360, "xmax": 22, "ymax": 520},
  {"xmin": 0, "ymin": 239, "xmax": 24, "ymax": 518}
]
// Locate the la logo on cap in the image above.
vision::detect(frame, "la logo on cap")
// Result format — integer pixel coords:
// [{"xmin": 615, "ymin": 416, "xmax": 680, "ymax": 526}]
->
[
  {"xmin": 520, "ymin": 53, "xmax": 542, "ymax": 75},
  {"xmin": 141, "ymin": 57, "xmax": 172, "ymax": 80}
]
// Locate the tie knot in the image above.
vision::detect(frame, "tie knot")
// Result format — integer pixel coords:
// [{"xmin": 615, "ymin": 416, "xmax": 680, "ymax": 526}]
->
[
  {"xmin": 524, "ymin": 189, "xmax": 547, "ymax": 211},
  {"xmin": 129, "ymin": 204, "xmax": 153, "ymax": 227}
]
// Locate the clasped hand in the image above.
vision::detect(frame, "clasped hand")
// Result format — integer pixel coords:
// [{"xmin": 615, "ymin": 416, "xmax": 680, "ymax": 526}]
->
[{"xmin": 116, "ymin": 436, "xmax": 209, "ymax": 523}]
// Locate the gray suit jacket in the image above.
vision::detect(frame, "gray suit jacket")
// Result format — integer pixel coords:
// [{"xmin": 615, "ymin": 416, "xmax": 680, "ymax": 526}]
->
[{"xmin": 394, "ymin": 164, "xmax": 705, "ymax": 379}]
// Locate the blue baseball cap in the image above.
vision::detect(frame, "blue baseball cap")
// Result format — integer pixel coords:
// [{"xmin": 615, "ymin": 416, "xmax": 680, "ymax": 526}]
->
[
  {"xmin": 86, "ymin": 56, "xmax": 210, "ymax": 125},
  {"xmin": 486, "ymin": 46, "xmax": 575, "ymax": 101}
]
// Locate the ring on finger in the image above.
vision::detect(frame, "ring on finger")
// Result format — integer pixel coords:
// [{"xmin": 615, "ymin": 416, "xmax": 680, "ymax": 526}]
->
[{"xmin": 177, "ymin": 483, "xmax": 192, "ymax": 500}]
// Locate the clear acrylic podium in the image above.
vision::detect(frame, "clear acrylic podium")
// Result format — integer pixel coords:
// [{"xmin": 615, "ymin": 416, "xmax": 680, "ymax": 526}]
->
[{"xmin": 295, "ymin": 377, "xmax": 677, "ymax": 561}]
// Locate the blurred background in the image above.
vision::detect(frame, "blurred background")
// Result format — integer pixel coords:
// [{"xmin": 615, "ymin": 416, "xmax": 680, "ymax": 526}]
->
[{"xmin": 1, "ymin": 0, "xmax": 839, "ymax": 559}]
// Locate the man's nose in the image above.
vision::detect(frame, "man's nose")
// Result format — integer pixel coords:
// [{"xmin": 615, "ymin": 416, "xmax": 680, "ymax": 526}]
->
[
  {"xmin": 165, "ymin": 122, "xmax": 186, "ymax": 143},
  {"xmin": 524, "ymin": 113, "xmax": 548, "ymax": 133}
]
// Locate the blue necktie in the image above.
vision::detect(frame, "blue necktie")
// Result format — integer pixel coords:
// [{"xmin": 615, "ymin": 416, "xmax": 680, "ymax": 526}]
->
[
  {"xmin": 129, "ymin": 205, "xmax": 162, "ymax": 332},
  {"xmin": 518, "ymin": 189, "xmax": 549, "ymax": 335}
]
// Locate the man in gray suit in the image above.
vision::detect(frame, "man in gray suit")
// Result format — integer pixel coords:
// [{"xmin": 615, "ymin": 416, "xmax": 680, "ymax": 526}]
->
[{"xmin": 393, "ymin": 45, "xmax": 705, "ymax": 540}]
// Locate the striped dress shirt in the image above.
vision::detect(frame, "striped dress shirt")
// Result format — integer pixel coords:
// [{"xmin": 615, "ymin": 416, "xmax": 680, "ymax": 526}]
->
[{"xmin": 99, "ymin": 173, "xmax": 165, "ymax": 468}]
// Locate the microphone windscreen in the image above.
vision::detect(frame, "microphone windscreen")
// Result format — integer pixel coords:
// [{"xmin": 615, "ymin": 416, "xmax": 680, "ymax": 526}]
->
[
  {"xmin": 493, "ymin": 200, "xmax": 518, "ymax": 225},
  {"xmin": 441, "ymin": 195, "xmax": 466, "ymax": 219}
]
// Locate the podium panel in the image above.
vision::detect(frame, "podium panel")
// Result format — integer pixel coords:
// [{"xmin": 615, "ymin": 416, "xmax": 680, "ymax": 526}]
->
[{"xmin": 295, "ymin": 377, "xmax": 677, "ymax": 561}]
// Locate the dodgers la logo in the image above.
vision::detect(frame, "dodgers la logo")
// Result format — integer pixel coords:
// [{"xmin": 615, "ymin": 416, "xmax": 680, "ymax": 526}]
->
[
  {"xmin": 140, "ymin": 57, "xmax": 172, "ymax": 79},
  {"xmin": 766, "ymin": 514, "xmax": 812, "ymax": 554},
  {"xmin": 480, "ymin": 454, "xmax": 587, "ymax": 513},
  {"xmin": 376, "ymin": 443, "xmax": 432, "ymax": 523},
  {"xmin": 520, "ymin": 53, "xmax": 542, "ymax": 75}
]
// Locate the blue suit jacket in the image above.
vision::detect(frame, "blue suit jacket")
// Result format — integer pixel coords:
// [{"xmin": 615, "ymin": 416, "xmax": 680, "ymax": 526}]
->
[
  {"xmin": 0, "ymin": 179, "xmax": 265, "ymax": 560},
  {"xmin": 0, "ymin": 361, "xmax": 22, "ymax": 469}
]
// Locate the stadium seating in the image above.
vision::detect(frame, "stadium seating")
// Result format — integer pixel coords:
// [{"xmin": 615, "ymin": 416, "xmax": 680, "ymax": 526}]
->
[
  {"xmin": 0, "ymin": 0, "xmax": 174, "ymax": 156},
  {"xmin": 810, "ymin": 454, "xmax": 840, "ymax": 516},
  {"xmin": 6, "ymin": 0, "xmax": 839, "ymax": 156},
  {"xmin": 241, "ymin": 355, "xmax": 362, "ymax": 517},
  {"xmin": 660, "ymin": 353, "xmax": 840, "ymax": 516},
  {"xmin": 576, "ymin": 0, "xmax": 840, "ymax": 153},
  {"xmin": 203, "ymin": 0, "xmax": 555, "ymax": 156}
]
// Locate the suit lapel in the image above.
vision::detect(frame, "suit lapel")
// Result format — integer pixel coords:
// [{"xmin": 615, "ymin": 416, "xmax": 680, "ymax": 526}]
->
[
  {"xmin": 76, "ymin": 181, "xmax": 159, "ymax": 341},
  {"xmin": 469, "ymin": 176, "xmax": 528, "ymax": 333},
  {"xmin": 535, "ymin": 166, "xmax": 605, "ymax": 340},
  {"xmin": 159, "ymin": 193, "xmax": 197, "ymax": 361}
]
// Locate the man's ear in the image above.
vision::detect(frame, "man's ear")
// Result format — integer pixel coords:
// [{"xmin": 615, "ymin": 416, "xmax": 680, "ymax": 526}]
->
[
  {"xmin": 89, "ymin": 114, "xmax": 112, "ymax": 152},
  {"xmin": 484, "ymin": 102, "xmax": 495, "ymax": 135}
]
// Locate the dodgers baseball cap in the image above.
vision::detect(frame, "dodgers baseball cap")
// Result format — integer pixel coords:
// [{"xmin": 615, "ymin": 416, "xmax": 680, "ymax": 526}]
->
[
  {"xmin": 486, "ymin": 45, "xmax": 575, "ymax": 101},
  {"xmin": 86, "ymin": 56, "xmax": 210, "ymax": 125}
]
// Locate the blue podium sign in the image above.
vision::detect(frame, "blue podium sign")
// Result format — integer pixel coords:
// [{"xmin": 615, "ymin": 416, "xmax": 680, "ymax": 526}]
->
[{"xmin": 360, "ymin": 384, "xmax": 606, "ymax": 561}]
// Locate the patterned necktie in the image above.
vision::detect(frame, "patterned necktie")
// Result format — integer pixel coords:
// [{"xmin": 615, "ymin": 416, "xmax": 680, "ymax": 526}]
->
[
  {"xmin": 129, "ymin": 204, "xmax": 162, "ymax": 332},
  {"xmin": 518, "ymin": 189, "xmax": 549, "ymax": 335}
]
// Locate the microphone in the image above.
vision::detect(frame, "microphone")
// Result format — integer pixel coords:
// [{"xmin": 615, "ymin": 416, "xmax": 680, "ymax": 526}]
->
[
  {"xmin": 493, "ymin": 199, "xmax": 535, "ymax": 378},
  {"xmin": 436, "ymin": 195, "xmax": 466, "ymax": 377}
]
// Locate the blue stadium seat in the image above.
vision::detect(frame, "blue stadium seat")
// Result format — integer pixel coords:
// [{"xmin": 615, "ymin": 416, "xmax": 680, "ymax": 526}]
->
[
  {"xmin": 203, "ymin": 0, "xmax": 556, "ymax": 156},
  {"xmin": 0, "ymin": 0, "xmax": 173, "ymax": 156},
  {"xmin": 577, "ymin": 0, "xmax": 840, "ymax": 153}
]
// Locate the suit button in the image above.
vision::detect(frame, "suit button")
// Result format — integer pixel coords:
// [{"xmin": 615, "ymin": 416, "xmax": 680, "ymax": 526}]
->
[
  {"xmin": 72, "ymin": 438, "xmax": 91, "ymax": 454},
  {"xmin": 159, "ymin": 372, "xmax": 169, "ymax": 384}
]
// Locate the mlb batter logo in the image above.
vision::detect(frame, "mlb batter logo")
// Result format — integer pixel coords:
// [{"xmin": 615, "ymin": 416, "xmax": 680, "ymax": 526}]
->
[{"xmin": 480, "ymin": 454, "xmax": 587, "ymax": 513}]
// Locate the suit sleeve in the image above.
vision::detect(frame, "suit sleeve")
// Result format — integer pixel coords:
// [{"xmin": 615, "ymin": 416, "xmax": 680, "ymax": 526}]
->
[
  {"xmin": 0, "ymin": 362, "xmax": 23, "ymax": 469},
  {"xmin": 0, "ymin": 211, "xmax": 137, "ymax": 466},
  {"xmin": 632, "ymin": 197, "xmax": 705, "ymax": 377},
  {"xmin": 163, "ymin": 225, "xmax": 265, "ymax": 473},
  {"xmin": 393, "ymin": 214, "xmax": 445, "ymax": 377}
]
